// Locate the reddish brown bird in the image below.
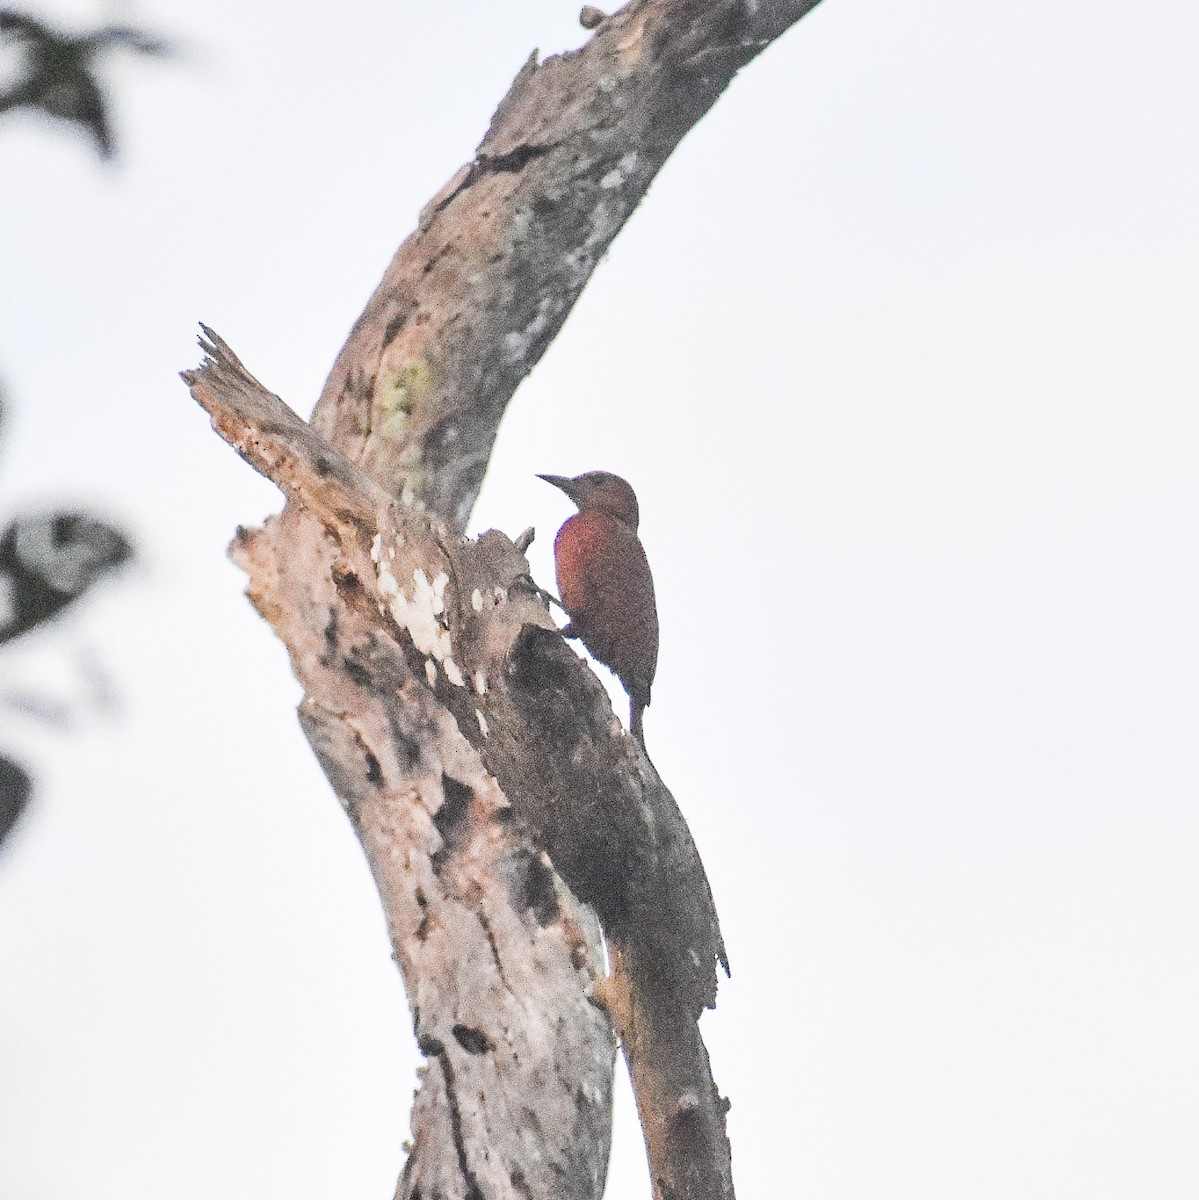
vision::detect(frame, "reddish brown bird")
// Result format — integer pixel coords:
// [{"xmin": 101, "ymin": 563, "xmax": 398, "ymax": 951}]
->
[{"xmin": 538, "ymin": 471, "xmax": 659, "ymax": 747}]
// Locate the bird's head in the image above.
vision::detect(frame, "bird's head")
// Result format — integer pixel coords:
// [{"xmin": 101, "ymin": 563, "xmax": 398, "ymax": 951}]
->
[{"xmin": 537, "ymin": 471, "xmax": 640, "ymax": 528}]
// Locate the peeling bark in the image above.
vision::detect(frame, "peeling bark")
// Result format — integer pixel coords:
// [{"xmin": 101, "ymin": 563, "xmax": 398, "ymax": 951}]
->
[{"xmin": 182, "ymin": 2, "xmax": 823, "ymax": 1198}]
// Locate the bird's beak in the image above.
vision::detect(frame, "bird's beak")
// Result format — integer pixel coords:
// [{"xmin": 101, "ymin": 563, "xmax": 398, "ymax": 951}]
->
[{"xmin": 536, "ymin": 473, "xmax": 574, "ymax": 497}]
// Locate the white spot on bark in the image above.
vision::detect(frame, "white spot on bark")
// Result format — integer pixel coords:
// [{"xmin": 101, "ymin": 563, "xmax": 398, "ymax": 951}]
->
[
  {"xmin": 503, "ymin": 295, "xmax": 556, "ymax": 365},
  {"xmin": 493, "ymin": 586, "xmax": 508, "ymax": 602},
  {"xmin": 389, "ymin": 567, "xmax": 452, "ymax": 660},
  {"xmin": 431, "ymin": 572, "xmax": 449, "ymax": 616},
  {"xmin": 425, "ymin": 659, "xmax": 438, "ymax": 687},
  {"xmin": 388, "ymin": 546, "xmax": 395, "ymax": 560},
  {"xmin": 475, "ymin": 709, "xmax": 490, "ymax": 737},
  {"xmin": 471, "ymin": 588, "xmax": 484, "ymax": 612},
  {"xmin": 600, "ymin": 154, "xmax": 637, "ymax": 190},
  {"xmin": 444, "ymin": 657, "xmax": 464, "ymax": 687},
  {"xmin": 473, "ymin": 670, "xmax": 487, "ymax": 695},
  {"xmin": 377, "ymin": 565, "xmax": 399, "ymax": 599},
  {"xmin": 401, "ymin": 484, "xmax": 415, "ymax": 506},
  {"xmin": 562, "ymin": 187, "xmax": 630, "ymax": 287},
  {"xmin": 370, "ymin": 533, "xmax": 382, "ymax": 563}
]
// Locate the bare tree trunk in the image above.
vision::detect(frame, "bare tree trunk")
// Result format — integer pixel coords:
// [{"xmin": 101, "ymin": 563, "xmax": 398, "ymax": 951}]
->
[{"xmin": 181, "ymin": 3, "xmax": 823, "ymax": 1198}]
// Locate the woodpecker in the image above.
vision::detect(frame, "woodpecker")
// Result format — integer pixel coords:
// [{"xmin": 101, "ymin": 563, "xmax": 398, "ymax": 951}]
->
[{"xmin": 537, "ymin": 471, "xmax": 659, "ymax": 747}]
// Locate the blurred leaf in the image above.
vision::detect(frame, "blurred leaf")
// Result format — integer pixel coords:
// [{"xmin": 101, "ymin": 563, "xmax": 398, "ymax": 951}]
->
[
  {"xmin": 0, "ymin": 751, "xmax": 31, "ymax": 847},
  {"xmin": 0, "ymin": 6, "xmax": 173, "ymax": 159},
  {"xmin": 0, "ymin": 511, "xmax": 132, "ymax": 645}
]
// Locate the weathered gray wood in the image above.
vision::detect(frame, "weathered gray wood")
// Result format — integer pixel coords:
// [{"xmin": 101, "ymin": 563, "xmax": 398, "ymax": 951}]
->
[
  {"xmin": 310, "ymin": 0, "xmax": 824, "ymax": 531},
  {"xmin": 184, "ymin": 328, "xmax": 729, "ymax": 1197},
  {"xmin": 182, "ymin": 2, "xmax": 826, "ymax": 1197},
  {"xmin": 186, "ymin": 332, "xmax": 616, "ymax": 1200}
]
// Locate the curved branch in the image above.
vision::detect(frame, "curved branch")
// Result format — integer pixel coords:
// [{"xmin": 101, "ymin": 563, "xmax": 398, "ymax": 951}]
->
[
  {"xmin": 183, "ymin": 2, "xmax": 826, "ymax": 1197},
  {"xmin": 185, "ymin": 330, "xmax": 730, "ymax": 1197},
  {"xmin": 310, "ymin": 0, "xmax": 823, "ymax": 529},
  {"xmin": 186, "ymin": 332, "xmax": 616, "ymax": 1200}
]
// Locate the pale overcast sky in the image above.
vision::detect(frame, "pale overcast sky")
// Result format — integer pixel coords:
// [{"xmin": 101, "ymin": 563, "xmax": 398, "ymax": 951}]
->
[{"xmin": 1, "ymin": 2, "xmax": 1197, "ymax": 1198}]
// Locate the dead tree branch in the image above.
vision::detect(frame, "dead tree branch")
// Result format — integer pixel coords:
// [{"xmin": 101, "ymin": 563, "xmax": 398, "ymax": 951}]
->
[
  {"xmin": 186, "ymin": 331, "xmax": 617, "ymax": 1200},
  {"xmin": 182, "ymin": 2, "xmax": 824, "ymax": 1198},
  {"xmin": 311, "ymin": 0, "xmax": 824, "ymax": 530}
]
